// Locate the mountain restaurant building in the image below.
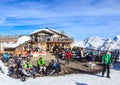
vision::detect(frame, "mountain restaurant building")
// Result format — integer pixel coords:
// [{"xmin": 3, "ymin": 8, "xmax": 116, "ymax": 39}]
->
[{"xmin": 30, "ymin": 28, "xmax": 73, "ymax": 52}]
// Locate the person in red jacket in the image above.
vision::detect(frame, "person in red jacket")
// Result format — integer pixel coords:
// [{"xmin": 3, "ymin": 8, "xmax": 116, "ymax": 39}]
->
[{"xmin": 65, "ymin": 49, "xmax": 71, "ymax": 65}]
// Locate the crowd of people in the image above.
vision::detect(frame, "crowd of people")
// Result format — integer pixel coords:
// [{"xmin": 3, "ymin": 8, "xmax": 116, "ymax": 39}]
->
[
  {"xmin": 0, "ymin": 52, "xmax": 61, "ymax": 81},
  {"xmin": 52, "ymin": 45, "xmax": 120, "ymax": 79},
  {"xmin": 0, "ymin": 46, "xmax": 119, "ymax": 80},
  {"xmin": 53, "ymin": 46, "xmax": 100, "ymax": 65}
]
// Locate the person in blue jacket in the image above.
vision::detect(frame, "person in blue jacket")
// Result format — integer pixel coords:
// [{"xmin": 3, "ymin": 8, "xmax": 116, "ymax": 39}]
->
[{"xmin": 2, "ymin": 53, "xmax": 8, "ymax": 63}]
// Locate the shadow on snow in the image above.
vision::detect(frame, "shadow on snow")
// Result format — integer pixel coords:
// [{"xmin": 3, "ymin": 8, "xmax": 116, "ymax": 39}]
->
[
  {"xmin": 112, "ymin": 63, "xmax": 120, "ymax": 71},
  {"xmin": 75, "ymin": 82, "xmax": 88, "ymax": 85}
]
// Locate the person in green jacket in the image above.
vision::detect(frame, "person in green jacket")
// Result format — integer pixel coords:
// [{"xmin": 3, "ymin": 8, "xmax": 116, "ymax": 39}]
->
[
  {"xmin": 37, "ymin": 57, "xmax": 45, "ymax": 73},
  {"xmin": 23, "ymin": 60, "xmax": 36, "ymax": 79},
  {"xmin": 23, "ymin": 61, "xmax": 33, "ymax": 70},
  {"xmin": 102, "ymin": 50, "xmax": 112, "ymax": 78}
]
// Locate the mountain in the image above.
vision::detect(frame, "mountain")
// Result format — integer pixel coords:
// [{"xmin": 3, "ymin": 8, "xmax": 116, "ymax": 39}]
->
[
  {"xmin": 71, "ymin": 40, "xmax": 85, "ymax": 48},
  {"xmin": 113, "ymin": 35, "xmax": 120, "ymax": 42},
  {"xmin": 84, "ymin": 36, "xmax": 105, "ymax": 50},
  {"xmin": 72, "ymin": 35, "xmax": 120, "ymax": 51},
  {"xmin": 100, "ymin": 38, "xmax": 119, "ymax": 51}
]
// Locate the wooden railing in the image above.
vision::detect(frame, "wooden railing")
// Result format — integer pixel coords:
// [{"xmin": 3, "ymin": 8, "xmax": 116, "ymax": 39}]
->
[{"xmin": 32, "ymin": 37, "xmax": 73, "ymax": 43}]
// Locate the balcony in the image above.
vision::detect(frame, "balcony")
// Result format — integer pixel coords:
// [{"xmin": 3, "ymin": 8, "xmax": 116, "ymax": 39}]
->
[
  {"xmin": 46, "ymin": 38, "xmax": 73, "ymax": 43},
  {"xmin": 32, "ymin": 37, "xmax": 73, "ymax": 43}
]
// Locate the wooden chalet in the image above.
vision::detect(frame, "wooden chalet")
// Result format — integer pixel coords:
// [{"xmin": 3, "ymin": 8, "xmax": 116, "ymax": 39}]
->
[
  {"xmin": 1, "ymin": 28, "xmax": 73, "ymax": 55},
  {"xmin": 30, "ymin": 28, "xmax": 73, "ymax": 52}
]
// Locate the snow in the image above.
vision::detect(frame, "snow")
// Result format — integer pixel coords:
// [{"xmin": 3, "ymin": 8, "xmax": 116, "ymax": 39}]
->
[
  {"xmin": 17, "ymin": 36, "xmax": 31, "ymax": 44},
  {"xmin": 0, "ymin": 59, "xmax": 120, "ymax": 85},
  {"xmin": 30, "ymin": 28, "xmax": 65, "ymax": 37},
  {"xmin": 84, "ymin": 36, "xmax": 105, "ymax": 50},
  {"xmin": 73, "ymin": 35, "xmax": 120, "ymax": 51},
  {"xmin": 71, "ymin": 40, "xmax": 85, "ymax": 48},
  {"xmin": 50, "ymin": 29, "xmax": 63, "ymax": 35},
  {"xmin": 50, "ymin": 29, "xmax": 61, "ymax": 33},
  {"xmin": 52, "ymin": 34, "xmax": 60, "ymax": 38},
  {"xmin": 3, "ymin": 42, "xmax": 19, "ymax": 48},
  {"xmin": 113, "ymin": 35, "xmax": 120, "ymax": 41},
  {"xmin": 1, "ymin": 34, "xmax": 120, "ymax": 84},
  {"xmin": 30, "ymin": 29, "xmax": 54, "ymax": 35},
  {"xmin": 0, "ymin": 60, "xmax": 8, "ymax": 74},
  {"xmin": 3, "ymin": 36, "xmax": 31, "ymax": 48}
]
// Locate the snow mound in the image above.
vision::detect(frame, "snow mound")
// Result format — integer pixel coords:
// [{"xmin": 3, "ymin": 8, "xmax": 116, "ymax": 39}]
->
[
  {"xmin": 0, "ymin": 60, "xmax": 8, "ymax": 74},
  {"xmin": 0, "ymin": 72, "xmax": 21, "ymax": 85}
]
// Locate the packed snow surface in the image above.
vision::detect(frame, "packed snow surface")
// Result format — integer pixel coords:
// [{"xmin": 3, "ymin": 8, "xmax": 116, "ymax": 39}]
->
[{"xmin": 0, "ymin": 59, "xmax": 120, "ymax": 85}]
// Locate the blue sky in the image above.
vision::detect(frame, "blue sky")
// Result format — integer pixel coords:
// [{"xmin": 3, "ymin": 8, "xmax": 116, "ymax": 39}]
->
[{"xmin": 0, "ymin": 0, "xmax": 120, "ymax": 40}]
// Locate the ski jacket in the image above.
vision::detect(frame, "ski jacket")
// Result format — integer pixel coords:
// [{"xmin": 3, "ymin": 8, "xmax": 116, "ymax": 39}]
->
[
  {"xmin": 37, "ymin": 59, "xmax": 45, "ymax": 66},
  {"xmin": 3, "ymin": 53, "xmax": 8, "ymax": 59},
  {"xmin": 102, "ymin": 54, "xmax": 111, "ymax": 65},
  {"xmin": 65, "ymin": 51, "xmax": 71, "ymax": 59},
  {"xmin": 52, "ymin": 63, "xmax": 57, "ymax": 68},
  {"xmin": 23, "ymin": 62, "xmax": 32, "ymax": 69}
]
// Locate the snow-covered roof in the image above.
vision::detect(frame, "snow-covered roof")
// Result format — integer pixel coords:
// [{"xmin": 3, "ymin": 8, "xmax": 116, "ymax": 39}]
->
[
  {"xmin": 30, "ymin": 29, "xmax": 54, "ymax": 35},
  {"xmin": 30, "ymin": 28, "xmax": 68, "ymax": 37},
  {"xmin": 3, "ymin": 36, "xmax": 31, "ymax": 48},
  {"xmin": 4, "ymin": 42, "xmax": 19, "ymax": 48},
  {"xmin": 49, "ymin": 29, "xmax": 61, "ymax": 34},
  {"xmin": 49, "ymin": 29, "xmax": 68, "ymax": 37},
  {"xmin": 17, "ymin": 36, "xmax": 31, "ymax": 44}
]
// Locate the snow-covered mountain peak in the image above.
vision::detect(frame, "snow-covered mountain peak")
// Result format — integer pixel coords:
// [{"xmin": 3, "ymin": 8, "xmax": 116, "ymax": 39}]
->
[
  {"xmin": 113, "ymin": 35, "xmax": 120, "ymax": 41},
  {"xmin": 83, "ymin": 36, "xmax": 105, "ymax": 49},
  {"xmin": 72, "ymin": 35, "xmax": 120, "ymax": 51},
  {"xmin": 105, "ymin": 38, "xmax": 113, "ymax": 42}
]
